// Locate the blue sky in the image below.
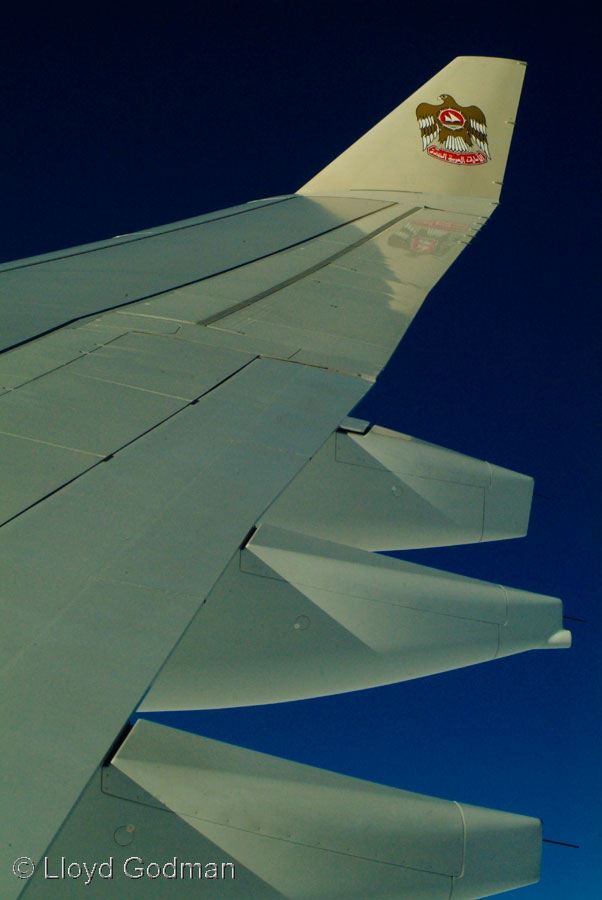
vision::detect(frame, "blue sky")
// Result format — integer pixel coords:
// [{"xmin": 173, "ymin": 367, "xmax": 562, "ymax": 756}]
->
[{"xmin": 3, "ymin": 6, "xmax": 599, "ymax": 896}]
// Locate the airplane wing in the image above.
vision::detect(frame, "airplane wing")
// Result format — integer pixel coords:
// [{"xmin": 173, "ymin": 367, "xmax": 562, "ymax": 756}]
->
[{"xmin": 1, "ymin": 57, "xmax": 570, "ymax": 899}]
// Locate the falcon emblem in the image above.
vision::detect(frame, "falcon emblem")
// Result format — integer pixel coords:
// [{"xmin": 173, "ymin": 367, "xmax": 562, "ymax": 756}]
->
[{"xmin": 415, "ymin": 94, "xmax": 490, "ymax": 165}]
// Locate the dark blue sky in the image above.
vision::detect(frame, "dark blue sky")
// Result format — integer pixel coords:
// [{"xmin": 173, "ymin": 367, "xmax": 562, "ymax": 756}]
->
[{"xmin": 3, "ymin": 7, "xmax": 599, "ymax": 897}]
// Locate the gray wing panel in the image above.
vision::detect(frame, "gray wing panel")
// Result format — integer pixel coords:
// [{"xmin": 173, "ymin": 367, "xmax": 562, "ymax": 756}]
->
[
  {"xmin": 0, "ymin": 331, "xmax": 256, "ymax": 523},
  {"xmin": 0, "ymin": 357, "xmax": 368, "ymax": 900},
  {"xmin": 0, "ymin": 195, "xmax": 389, "ymax": 352}
]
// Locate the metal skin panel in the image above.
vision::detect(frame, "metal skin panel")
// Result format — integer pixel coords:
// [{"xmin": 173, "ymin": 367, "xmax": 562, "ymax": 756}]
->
[
  {"xmin": 0, "ymin": 195, "xmax": 388, "ymax": 352},
  {"xmin": 122, "ymin": 202, "xmax": 406, "ymax": 323},
  {"xmin": 0, "ymin": 360, "xmax": 368, "ymax": 899},
  {"xmin": 0, "ymin": 323, "xmax": 127, "ymax": 391},
  {"xmin": 138, "ymin": 525, "xmax": 569, "ymax": 712},
  {"xmin": 0, "ymin": 334, "xmax": 255, "ymax": 521},
  {"xmin": 61, "ymin": 331, "xmax": 252, "ymax": 400},
  {"xmin": 173, "ymin": 321, "xmax": 300, "ymax": 360},
  {"xmin": 0, "ymin": 368, "xmax": 184, "ymax": 455},
  {"xmin": 261, "ymin": 426, "xmax": 534, "ymax": 549},
  {"xmin": 0, "ymin": 433, "xmax": 100, "ymax": 525},
  {"xmin": 83, "ymin": 312, "xmax": 184, "ymax": 335}
]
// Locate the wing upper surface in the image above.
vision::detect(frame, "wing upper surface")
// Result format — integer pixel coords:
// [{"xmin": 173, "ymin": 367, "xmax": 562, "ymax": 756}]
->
[
  {"xmin": 1, "ymin": 56, "xmax": 564, "ymax": 900},
  {"xmin": 0, "ymin": 192, "xmax": 489, "ymax": 525},
  {"xmin": 1, "ymin": 356, "xmax": 369, "ymax": 891},
  {"xmin": 0, "ymin": 195, "xmax": 389, "ymax": 352}
]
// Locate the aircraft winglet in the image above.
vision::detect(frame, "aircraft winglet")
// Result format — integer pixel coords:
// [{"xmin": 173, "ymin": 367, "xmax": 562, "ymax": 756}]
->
[{"xmin": 299, "ymin": 56, "xmax": 526, "ymax": 202}]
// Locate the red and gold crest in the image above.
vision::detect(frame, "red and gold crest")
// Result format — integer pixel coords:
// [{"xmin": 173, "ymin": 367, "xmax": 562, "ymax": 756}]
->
[{"xmin": 415, "ymin": 94, "xmax": 490, "ymax": 165}]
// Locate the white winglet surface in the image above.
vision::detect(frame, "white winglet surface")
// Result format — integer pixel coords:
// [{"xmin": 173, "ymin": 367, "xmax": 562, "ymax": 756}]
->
[{"xmin": 299, "ymin": 56, "xmax": 526, "ymax": 201}]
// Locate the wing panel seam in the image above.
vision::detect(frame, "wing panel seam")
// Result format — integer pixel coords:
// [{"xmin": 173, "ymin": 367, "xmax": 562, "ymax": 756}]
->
[
  {"xmin": 0, "ymin": 201, "xmax": 397, "ymax": 356},
  {"xmin": 0, "ymin": 353, "xmax": 258, "ymax": 530},
  {"xmin": 201, "ymin": 205, "xmax": 420, "ymax": 326}
]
